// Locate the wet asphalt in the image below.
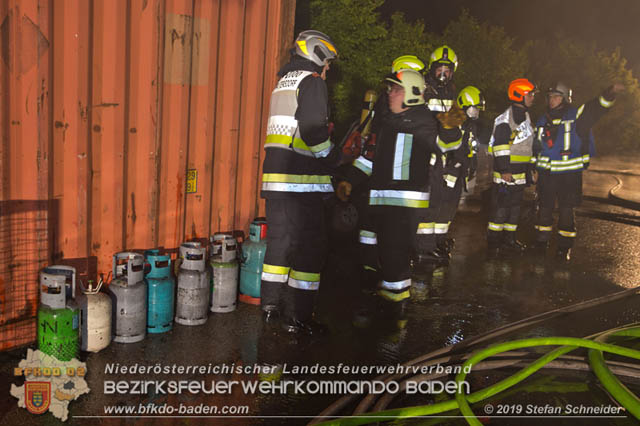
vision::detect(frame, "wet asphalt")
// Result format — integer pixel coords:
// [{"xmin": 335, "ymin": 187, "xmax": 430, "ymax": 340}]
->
[{"xmin": 1, "ymin": 155, "xmax": 640, "ymax": 426}]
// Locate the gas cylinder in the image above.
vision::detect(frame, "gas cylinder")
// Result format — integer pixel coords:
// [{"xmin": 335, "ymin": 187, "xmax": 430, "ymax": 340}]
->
[
  {"xmin": 239, "ymin": 218, "xmax": 267, "ymax": 304},
  {"xmin": 37, "ymin": 267, "xmax": 79, "ymax": 361},
  {"xmin": 144, "ymin": 249, "xmax": 174, "ymax": 333},
  {"xmin": 175, "ymin": 242, "xmax": 210, "ymax": 325},
  {"xmin": 76, "ymin": 279, "xmax": 112, "ymax": 352},
  {"xmin": 210, "ymin": 234, "xmax": 239, "ymax": 313},
  {"xmin": 41, "ymin": 265, "xmax": 77, "ymax": 306},
  {"xmin": 109, "ymin": 252, "xmax": 147, "ymax": 343}
]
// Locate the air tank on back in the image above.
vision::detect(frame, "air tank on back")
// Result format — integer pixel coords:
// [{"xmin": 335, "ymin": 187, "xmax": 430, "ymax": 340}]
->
[
  {"xmin": 144, "ymin": 249, "xmax": 175, "ymax": 333},
  {"xmin": 37, "ymin": 266, "xmax": 79, "ymax": 361},
  {"xmin": 209, "ymin": 233, "xmax": 239, "ymax": 313},
  {"xmin": 76, "ymin": 278, "xmax": 112, "ymax": 352},
  {"xmin": 109, "ymin": 252, "xmax": 147, "ymax": 343},
  {"xmin": 239, "ymin": 218, "xmax": 267, "ymax": 305},
  {"xmin": 175, "ymin": 242, "xmax": 209, "ymax": 325}
]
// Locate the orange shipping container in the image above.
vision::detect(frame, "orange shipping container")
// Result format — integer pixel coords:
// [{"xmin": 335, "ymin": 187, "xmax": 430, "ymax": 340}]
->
[{"xmin": 0, "ymin": 0, "xmax": 296, "ymax": 350}]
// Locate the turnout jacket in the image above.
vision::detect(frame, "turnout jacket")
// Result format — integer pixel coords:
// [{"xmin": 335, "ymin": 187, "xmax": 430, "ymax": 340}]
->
[
  {"xmin": 261, "ymin": 58, "xmax": 341, "ymax": 199},
  {"xmin": 422, "ymin": 81, "xmax": 467, "ymax": 189},
  {"xmin": 424, "ymin": 77, "xmax": 456, "ymax": 113},
  {"xmin": 534, "ymin": 91, "xmax": 615, "ymax": 174},
  {"xmin": 489, "ymin": 105, "xmax": 535, "ymax": 186},
  {"xmin": 343, "ymin": 105, "xmax": 460, "ymax": 208}
]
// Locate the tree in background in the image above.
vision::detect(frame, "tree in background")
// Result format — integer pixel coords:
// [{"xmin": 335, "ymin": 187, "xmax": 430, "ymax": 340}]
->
[
  {"xmin": 440, "ymin": 10, "xmax": 529, "ymax": 119},
  {"xmin": 306, "ymin": 0, "xmax": 639, "ymax": 153},
  {"xmin": 528, "ymin": 38, "xmax": 640, "ymax": 152}
]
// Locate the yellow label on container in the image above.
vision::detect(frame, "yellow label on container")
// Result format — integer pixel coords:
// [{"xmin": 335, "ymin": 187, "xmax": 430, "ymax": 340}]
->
[{"xmin": 186, "ymin": 169, "xmax": 197, "ymax": 193}]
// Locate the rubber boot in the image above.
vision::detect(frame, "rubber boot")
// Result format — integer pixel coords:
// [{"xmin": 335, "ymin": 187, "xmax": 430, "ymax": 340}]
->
[
  {"xmin": 501, "ymin": 232, "xmax": 526, "ymax": 253},
  {"xmin": 376, "ymin": 292, "xmax": 409, "ymax": 332},
  {"xmin": 282, "ymin": 286, "xmax": 327, "ymax": 336},
  {"xmin": 555, "ymin": 247, "xmax": 571, "ymax": 262},
  {"xmin": 530, "ymin": 240, "xmax": 549, "ymax": 255}
]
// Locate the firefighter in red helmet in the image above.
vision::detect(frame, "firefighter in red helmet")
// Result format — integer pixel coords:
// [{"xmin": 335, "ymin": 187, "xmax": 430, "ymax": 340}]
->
[{"xmin": 487, "ymin": 78, "xmax": 537, "ymax": 256}]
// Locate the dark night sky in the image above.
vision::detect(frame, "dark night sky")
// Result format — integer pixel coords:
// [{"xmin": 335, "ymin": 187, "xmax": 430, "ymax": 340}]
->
[{"xmin": 377, "ymin": 0, "xmax": 640, "ymax": 73}]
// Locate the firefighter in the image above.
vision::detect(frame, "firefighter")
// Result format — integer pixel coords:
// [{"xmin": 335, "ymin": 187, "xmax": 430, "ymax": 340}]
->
[
  {"xmin": 259, "ymin": 30, "xmax": 340, "ymax": 336},
  {"xmin": 347, "ymin": 55, "xmax": 428, "ymax": 294},
  {"xmin": 456, "ymin": 85, "xmax": 486, "ymax": 200},
  {"xmin": 415, "ymin": 45, "xmax": 466, "ymax": 265},
  {"xmin": 336, "ymin": 69, "xmax": 462, "ymax": 316},
  {"xmin": 487, "ymin": 78, "xmax": 537, "ymax": 256},
  {"xmin": 533, "ymin": 82, "xmax": 623, "ymax": 261}
]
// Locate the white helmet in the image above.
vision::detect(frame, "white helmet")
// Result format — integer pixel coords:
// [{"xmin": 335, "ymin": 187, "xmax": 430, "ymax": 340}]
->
[
  {"xmin": 385, "ymin": 69, "xmax": 426, "ymax": 106},
  {"xmin": 295, "ymin": 30, "xmax": 338, "ymax": 67},
  {"xmin": 547, "ymin": 81, "xmax": 572, "ymax": 103}
]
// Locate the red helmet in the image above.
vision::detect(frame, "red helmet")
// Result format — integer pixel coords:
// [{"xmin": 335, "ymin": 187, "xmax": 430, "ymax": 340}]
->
[{"xmin": 508, "ymin": 78, "xmax": 536, "ymax": 102}]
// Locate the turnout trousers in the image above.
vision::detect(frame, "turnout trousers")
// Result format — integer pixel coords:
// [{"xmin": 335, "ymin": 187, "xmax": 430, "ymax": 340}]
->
[
  {"xmin": 358, "ymin": 204, "xmax": 420, "ymax": 302},
  {"xmin": 414, "ymin": 170, "xmax": 461, "ymax": 254},
  {"xmin": 261, "ymin": 197, "xmax": 328, "ymax": 322},
  {"xmin": 487, "ymin": 183, "xmax": 525, "ymax": 246},
  {"xmin": 535, "ymin": 171, "xmax": 582, "ymax": 249}
]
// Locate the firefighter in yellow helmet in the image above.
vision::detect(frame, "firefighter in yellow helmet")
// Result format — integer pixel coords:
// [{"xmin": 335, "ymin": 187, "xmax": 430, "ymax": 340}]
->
[
  {"xmin": 414, "ymin": 45, "xmax": 466, "ymax": 266},
  {"xmin": 447, "ymin": 85, "xmax": 487, "ymax": 212},
  {"xmin": 336, "ymin": 68, "xmax": 462, "ymax": 322},
  {"xmin": 347, "ymin": 55, "xmax": 425, "ymax": 310},
  {"xmin": 260, "ymin": 30, "xmax": 340, "ymax": 336}
]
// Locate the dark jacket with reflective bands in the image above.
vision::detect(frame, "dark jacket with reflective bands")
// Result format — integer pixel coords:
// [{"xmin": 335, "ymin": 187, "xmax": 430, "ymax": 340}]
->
[
  {"xmin": 534, "ymin": 91, "xmax": 615, "ymax": 174},
  {"xmin": 261, "ymin": 58, "xmax": 341, "ymax": 199},
  {"xmin": 345, "ymin": 105, "xmax": 460, "ymax": 209}
]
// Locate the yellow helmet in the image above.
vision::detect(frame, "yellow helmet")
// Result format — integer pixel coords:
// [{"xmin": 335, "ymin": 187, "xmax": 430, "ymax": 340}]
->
[
  {"xmin": 428, "ymin": 45, "xmax": 458, "ymax": 72},
  {"xmin": 391, "ymin": 55, "xmax": 426, "ymax": 73},
  {"xmin": 457, "ymin": 86, "xmax": 485, "ymax": 110}
]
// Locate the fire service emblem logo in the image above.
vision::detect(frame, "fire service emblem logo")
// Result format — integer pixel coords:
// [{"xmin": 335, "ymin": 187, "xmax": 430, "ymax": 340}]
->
[{"xmin": 25, "ymin": 381, "xmax": 51, "ymax": 415}]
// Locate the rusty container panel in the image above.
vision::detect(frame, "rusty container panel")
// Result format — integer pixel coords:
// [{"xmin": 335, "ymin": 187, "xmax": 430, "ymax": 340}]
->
[
  {"xmin": 125, "ymin": 0, "xmax": 163, "ymax": 251},
  {"xmin": 52, "ymin": 0, "xmax": 91, "ymax": 261},
  {"xmin": 184, "ymin": 0, "xmax": 221, "ymax": 241},
  {"xmin": 210, "ymin": 0, "xmax": 244, "ymax": 233},
  {"xmin": 234, "ymin": 0, "xmax": 268, "ymax": 233},
  {"xmin": 0, "ymin": 0, "xmax": 296, "ymax": 350},
  {"xmin": 90, "ymin": 0, "xmax": 129, "ymax": 275}
]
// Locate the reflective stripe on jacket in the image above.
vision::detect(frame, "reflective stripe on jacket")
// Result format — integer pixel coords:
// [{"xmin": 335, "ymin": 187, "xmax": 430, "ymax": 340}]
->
[
  {"xmin": 489, "ymin": 106, "xmax": 534, "ymax": 186},
  {"xmin": 535, "ymin": 106, "xmax": 595, "ymax": 174},
  {"xmin": 261, "ymin": 70, "xmax": 334, "ymax": 196}
]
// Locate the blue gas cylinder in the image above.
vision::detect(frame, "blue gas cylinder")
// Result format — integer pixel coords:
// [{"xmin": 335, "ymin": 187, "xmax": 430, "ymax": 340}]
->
[
  {"xmin": 144, "ymin": 249, "xmax": 175, "ymax": 333},
  {"xmin": 239, "ymin": 218, "xmax": 267, "ymax": 304}
]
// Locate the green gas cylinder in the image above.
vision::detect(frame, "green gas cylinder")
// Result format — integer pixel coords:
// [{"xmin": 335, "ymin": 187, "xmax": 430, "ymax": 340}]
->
[{"xmin": 37, "ymin": 304, "xmax": 79, "ymax": 361}]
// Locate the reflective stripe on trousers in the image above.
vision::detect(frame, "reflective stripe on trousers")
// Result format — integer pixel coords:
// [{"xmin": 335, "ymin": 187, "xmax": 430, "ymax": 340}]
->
[{"xmin": 288, "ymin": 269, "xmax": 320, "ymax": 291}]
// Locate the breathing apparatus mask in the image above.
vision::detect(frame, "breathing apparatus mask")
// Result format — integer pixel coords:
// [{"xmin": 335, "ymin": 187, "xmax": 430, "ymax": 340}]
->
[{"xmin": 465, "ymin": 106, "xmax": 479, "ymax": 120}]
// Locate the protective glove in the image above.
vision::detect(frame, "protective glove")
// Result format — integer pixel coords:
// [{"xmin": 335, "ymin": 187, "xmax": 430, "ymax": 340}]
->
[
  {"xmin": 342, "ymin": 130, "xmax": 363, "ymax": 158},
  {"xmin": 603, "ymin": 83, "xmax": 625, "ymax": 101},
  {"xmin": 336, "ymin": 181, "xmax": 352, "ymax": 202},
  {"xmin": 436, "ymin": 104, "xmax": 467, "ymax": 129},
  {"xmin": 362, "ymin": 133, "xmax": 377, "ymax": 160}
]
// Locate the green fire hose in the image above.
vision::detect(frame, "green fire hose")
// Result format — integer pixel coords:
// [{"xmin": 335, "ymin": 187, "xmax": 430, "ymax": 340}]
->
[{"xmin": 316, "ymin": 325, "xmax": 640, "ymax": 425}]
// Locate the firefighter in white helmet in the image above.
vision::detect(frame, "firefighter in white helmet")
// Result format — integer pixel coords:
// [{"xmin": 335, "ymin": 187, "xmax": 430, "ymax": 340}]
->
[
  {"xmin": 336, "ymin": 69, "xmax": 461, "ymax": 319},
  {"xmin": 533, "ymin": 81, "xmax": 623, "ymax": 261}
]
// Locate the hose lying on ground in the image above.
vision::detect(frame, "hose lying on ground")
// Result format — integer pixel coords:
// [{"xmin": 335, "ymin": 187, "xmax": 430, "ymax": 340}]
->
[
  {"xmin": 313, "ymin": 326, "xmax": 640, "ymax": 425},
  {"xmin": 310, "ymin": 286, "xmax": 640, "ymax": 424}
]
